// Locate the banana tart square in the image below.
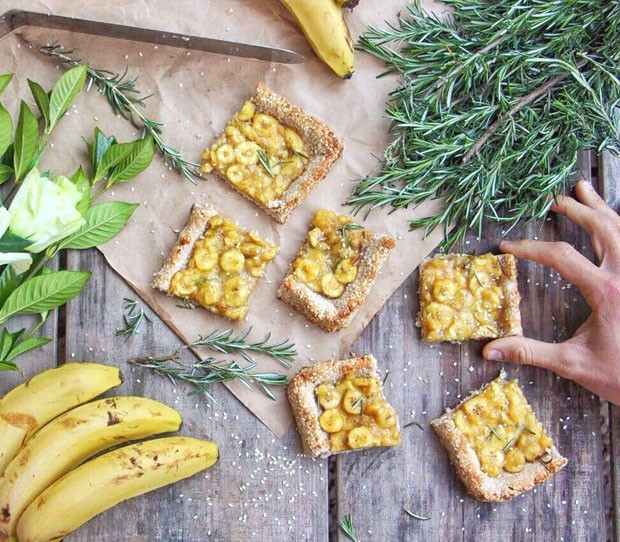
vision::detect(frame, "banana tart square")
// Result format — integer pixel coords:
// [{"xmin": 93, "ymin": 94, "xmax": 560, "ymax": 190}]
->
[
  {"xmin": 152, "ymin": 204, "xmax": 279, "ymax": 321},
  {"xmin": 277, "ymin": 209, "xmax": 396, "ymax": 332},
  {"xmin": 287, "ymin": 355, "xmax": 401, "ymax": 458},
  {"xmin": 417, "ymin": 253, "xmax": 522, "ymax": 343},
  {"xmin": 431, "ymin": 372, "xmax": 567, "ymax": 502},
  {"xmin": 200, "ymin": 83, "xmax": 343, "ymax": 223}
]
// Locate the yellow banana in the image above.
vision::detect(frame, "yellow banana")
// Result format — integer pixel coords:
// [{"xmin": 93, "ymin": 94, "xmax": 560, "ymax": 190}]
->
[
  {"xmin": 16, "ymin": 437, "xmax": 219, "ymax": 542},
  {"xmin": 279, "ymin": 0, "xmax": 356, "ymax": 78},
  {"xmin": 0, "ymin": 396, "xmax": 182, "ymax": 539},
  {"xmin": 0, "ymin": 362, "xmax": 122, "ymax": 477}
]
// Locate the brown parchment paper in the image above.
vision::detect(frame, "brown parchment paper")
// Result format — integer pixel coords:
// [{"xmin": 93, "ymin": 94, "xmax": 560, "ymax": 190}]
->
[{"xmin": 0, "ymin": 0, "xmax": 447, "ymax": 436}]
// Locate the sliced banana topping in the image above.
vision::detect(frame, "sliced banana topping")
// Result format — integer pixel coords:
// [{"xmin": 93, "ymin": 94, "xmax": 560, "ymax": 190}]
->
[
  {"xmin": 319, "ymin": 409, "xmax": 345, "ymax": 433},
  {"xmin": 347, "ymin": 427, "xmax": 373, "ymax": 449},
  {"xmin": 321, "ymin": 273, "xmax": 345, "ymax": 298}
]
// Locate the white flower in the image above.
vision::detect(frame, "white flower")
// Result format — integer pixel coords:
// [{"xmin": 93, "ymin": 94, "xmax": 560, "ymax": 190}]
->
[
  {"xmin": 0, "ymin": 252, "xmax": 32, "ymax": 275},
  {"xmin": 8, "ymin": 168, "xmax": 85, "ymax": 253}
]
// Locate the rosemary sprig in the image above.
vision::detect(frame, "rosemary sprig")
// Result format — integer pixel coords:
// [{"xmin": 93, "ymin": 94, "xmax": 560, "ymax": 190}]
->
[
  {"xmin": 336, "ymin": 223, "xmax": 364, "ymax": 238},
  {"xmin": 114, "ymin": 298, "xmax": 151, "ymax": 341},
  {"xmin": 339, "ymin": 515, "xmax": 359, "ymax": 542},
  {"xmin": 351, "ymin": 397, "xmax": 365, "ymax": 414},
  {"xmin": 129, "ymin": 355, "xmax": 287, "ymax": 402},
  {"xmin": 19, "ymin": 36, "xmax": 200, "ymax": 183},
  {"xmin": 191, "ymin": 328, "xmax": 297, "ymax": 369},
  {"xmin": 403, "ymin": 508, "xmax": 431, "ymax": 521},
  {"xmin": 487, "ymin": 425, "xmax": 502, "ymax": 440},
  {"xmin": 350, "ymin": 0, "xmax": 620, "ymax": 248},
  {"xmin": 256, "ymin": 149, "xmax": 275, "ymax": 177}
]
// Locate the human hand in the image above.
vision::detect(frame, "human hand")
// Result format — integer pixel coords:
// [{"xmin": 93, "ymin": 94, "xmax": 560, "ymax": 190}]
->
[{"xmin": 483, "ymin": 180, "xmax": 620, "ymax": 405}]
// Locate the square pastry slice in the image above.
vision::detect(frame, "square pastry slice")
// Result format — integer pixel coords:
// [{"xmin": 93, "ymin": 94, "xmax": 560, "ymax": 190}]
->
[
  {"xmin": 277, "ymin": 209, "xmax": 396, "ymax": 332},
  {"xmin": 201, "ymin": 83, "xmax": 343, "ymax": 223},
  {"xmin": 431, "ymin": 372, "xmax": 567, "ymax": 502},
  {"xmin": 417, "ymin": 253, "xmax": 522, "ymax": 342},
  {"xmin": 152, "ymin": 204, "xmax": 278, "ymax": 321},
  {"xmin": 287, "ymin": 354, "xmax": 401, "ymax": 458}
]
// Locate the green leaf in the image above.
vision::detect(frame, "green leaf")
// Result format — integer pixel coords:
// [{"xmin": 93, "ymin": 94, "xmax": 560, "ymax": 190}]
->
[
  {"xmin": 107, "ymin": 136, "xmax": 154, "ymax": 185},
  {"xmin": 0, "ymin": 231, "xmax": 32, "ymax": 252},
  {"xmin": 5, "ymin": 336, "xmax": 52, "ymax": 362},
  {"xmin": 0, "ymin": 265, "xmax": 18, "ymax": 308},
  {"xmin": 88, "ymin": 128, "xmax": 116, "ymax": 182},
  {"xmin": 0, "ymin": 270, "xmax": 91, "ymax": 322},
  {"xmin": 0, "ymin": 103, "xmax": 13, "ymax": 158},
  {"xmin": 0, "ymin": 74, "xmax": 13, "ymax": 96},
  {"xmin": 13, "ymin": 101, "xmax": 39, "ymax": 181},
  {"xmin": 48, "ymin": 65, "xmax": 87, "ymax": 132},
  {"xmin": 0, "ymin": 327, "xmax": 15, "ymax": 360},
  {"xmin": 61, "ymin": 202, "xmax": 139, "ymax": 250},
  {"xmin": 93, "ymin": 142, "xmax": 135, "ymax": 183},
  {"xmin": 27, "ymin": 79, "xmax": 51, "ymax": 130},
  {"xmin": 0, "ymin": 164, "xmax": 13, "ymax": 185},
  {"xmin": 0, "ymin": 360, "xmax": 18, "ymax": 372},
  {"xmin": 69, "ymin": 166, "xmax": 91, "ymax": 217}
]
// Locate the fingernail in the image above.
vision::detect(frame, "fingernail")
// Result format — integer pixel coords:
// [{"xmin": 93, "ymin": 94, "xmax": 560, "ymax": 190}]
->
[
  {"xmin": 485, "ymin": 349, "xmax": 504, "ymax": 361},
  {"xmin": 580, "ymin": 179, "xmax": 594, "ymax": 190},
  {"xmin": 500, "ymin": 240, "xmax": 513, "ymax": 248}
]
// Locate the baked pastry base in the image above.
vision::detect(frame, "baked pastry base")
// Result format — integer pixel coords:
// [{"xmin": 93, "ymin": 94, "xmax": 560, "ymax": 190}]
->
[
  {"xmin": 152, "ymin": 204, "xmax": 276, "ymax": 321},
  {"xmin": 417, "ymin": 253, "xmax": 523, "ymax": 343},
  {"xmin": 206, "ymin": 83, "xmax": 343, "ymax": 223},
  {"xmin": 431, "ymin": 372, "xmax": 567, "ymax": 502},
  {"xmin": 277, "ymin": 218, "xmax": 396, "ymax": 332},
  {"xmin": 287, "ymin": 354, "xmax": 400, "ymax": 458}
]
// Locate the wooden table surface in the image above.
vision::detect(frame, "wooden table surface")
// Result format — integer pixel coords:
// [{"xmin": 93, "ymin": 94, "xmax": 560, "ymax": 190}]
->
[{"xmin": 1, "ymin": 150, "xmax": 617, "ymax": 542}]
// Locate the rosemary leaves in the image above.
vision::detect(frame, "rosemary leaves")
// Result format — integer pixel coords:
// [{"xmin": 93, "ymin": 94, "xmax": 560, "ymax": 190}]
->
[
  {"xmin": 129, "ymin": 355, "xmax": 287, "ymax": 402},
  {"xmin": 350, "ymin": 0, "xmax": 620, "ymax": 248},
  {"xmin": 129, "ymin": 328, "xmax": 296, "ymax": 401},
  {"xmin": 115, "ymin": 298, "xmax": 151, "ymax": 340}
]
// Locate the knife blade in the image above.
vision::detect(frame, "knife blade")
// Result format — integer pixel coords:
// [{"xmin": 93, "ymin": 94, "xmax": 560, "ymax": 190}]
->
[{"xmin": 0, "ymin": 10, "xmax": 304, "ymax": 64}]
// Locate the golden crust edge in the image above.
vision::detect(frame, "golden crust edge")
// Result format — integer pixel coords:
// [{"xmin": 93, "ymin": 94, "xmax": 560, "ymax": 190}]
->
[
  {"xmin": 277, "ymin": 233, "xmax": 396, "ymax": 332},
  {"xmin": 430, "ymin": 374, "xmax": 567, "ymax": 502},
  {"xmin": 416, "ymin": 253, "xmax": 523, "ymax": 343},
  {"xmin": 211, "ymin": 83, "xmax": 343, "ymax": 224},
  {"xmin": 287, "ymin": 355, "xmax": 401, "ymax": 458},
  {"xmin": 151, "ymin": 204, "xmax": 218, "ymax": 292}
]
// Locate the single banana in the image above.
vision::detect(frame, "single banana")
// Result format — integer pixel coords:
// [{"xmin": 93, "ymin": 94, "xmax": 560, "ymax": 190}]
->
[
  {"xmin": 0, "ymin": 363, "xmax": 122, "ymax": 477},
  {"xmin": 279, "ymin": 0, "xmax": 356, "ymax": 78},
  {"xmin": 0, "ymin": 396, "xmax": 182, "ymax": 539},
  {"xmin": 16, "ymin": 437, "xmax": 219, "ymax": 542}
]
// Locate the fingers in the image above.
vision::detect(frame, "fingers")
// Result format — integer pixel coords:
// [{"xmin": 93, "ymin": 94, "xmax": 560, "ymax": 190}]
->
[
  {"xmin": 483, "ymin": 337, "xmax": 576, "ymax": 380},
  {"xmin": 574, "ymin": 180, "xmax": 620, "ymax": 222},
  {"xmin": 500, "ymin": 239, "xmax": 604, "ymax": 307},
  {"xmin": 551, "ymin": 180, "xmax": 620, "ymax": 265}
]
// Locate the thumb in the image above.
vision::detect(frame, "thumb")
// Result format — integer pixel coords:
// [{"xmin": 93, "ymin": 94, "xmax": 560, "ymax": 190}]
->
[{"xmin": 483, "ymin": 337, "xmax": 572, "ymax": 378}]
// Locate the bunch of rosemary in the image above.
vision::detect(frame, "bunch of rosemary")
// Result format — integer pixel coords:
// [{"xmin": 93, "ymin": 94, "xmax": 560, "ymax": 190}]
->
[{"xmin": 349, "ymin": 0, "xmax": 620, "ymax": 247}]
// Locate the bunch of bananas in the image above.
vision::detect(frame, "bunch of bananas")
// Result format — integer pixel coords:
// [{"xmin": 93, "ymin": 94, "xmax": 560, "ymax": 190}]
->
[
  {"xmin": 279, "ymin": 0, "xmax": 359, "ymax": 78},
  {"xmin": 0, "ymin": 363, "xmax": 218, "ymax": 542}
]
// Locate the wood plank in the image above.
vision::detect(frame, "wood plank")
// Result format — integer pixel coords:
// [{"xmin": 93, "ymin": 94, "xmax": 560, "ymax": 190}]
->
[
  {"xmin": 64, "ymin": 248, "xmax": 328, "ymax": 541},
  {"xmin": 336, "ymin": 151, "xmax": 608, "ymax": 541},
  {"xmin": 599, "ymin": 150, "xmax": 620, "ymax": 542}
]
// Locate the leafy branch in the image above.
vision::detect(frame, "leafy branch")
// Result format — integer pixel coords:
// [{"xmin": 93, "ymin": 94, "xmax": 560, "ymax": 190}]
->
[
  {"xmin": 129, "ymin": 354, "xmax": 288, "ymax": 402},
  {"xmin": 192, "ymin": 328, "xmax": 297, "ymax": 368},
  {"xmin": 19, "ymin": 35, "xmax": 200, "ymax": 183},
  {"xmin": 350, "ymin": 0, "xmax": 620, "ymax": 248},
  {"xmin": 0, "ymin": 65, "xmax": 155, "ymax": 371},
  {"xmin": 115, "ymin": 298, "xmax": 152, "ymax": 341}
]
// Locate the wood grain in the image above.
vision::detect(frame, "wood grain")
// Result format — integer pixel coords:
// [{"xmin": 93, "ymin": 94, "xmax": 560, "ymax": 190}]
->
[
  {"xmin": 336, "ymin": 151, "xmax": 609, "ymax": 541},
  {"xmin": 63, "ymin": 249, "xmax": 328, "ymax": 541}
]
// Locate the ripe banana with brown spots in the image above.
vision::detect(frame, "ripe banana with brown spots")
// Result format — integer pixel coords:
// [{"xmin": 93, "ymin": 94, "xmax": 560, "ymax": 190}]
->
[
  {"xmin": 279, "ymin": 0, "xmax": 357, "ymax": 78},
  {"xmin": 0, "ymin": 363, "xmax": 122, "ymax": 477},
  {"xmin": 16, "ymin": 437, "xmax": 219, "ymax": 542},
  {"xmin": 0, "ymin": 396, "xmax": 182, "ymax": 540}
]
